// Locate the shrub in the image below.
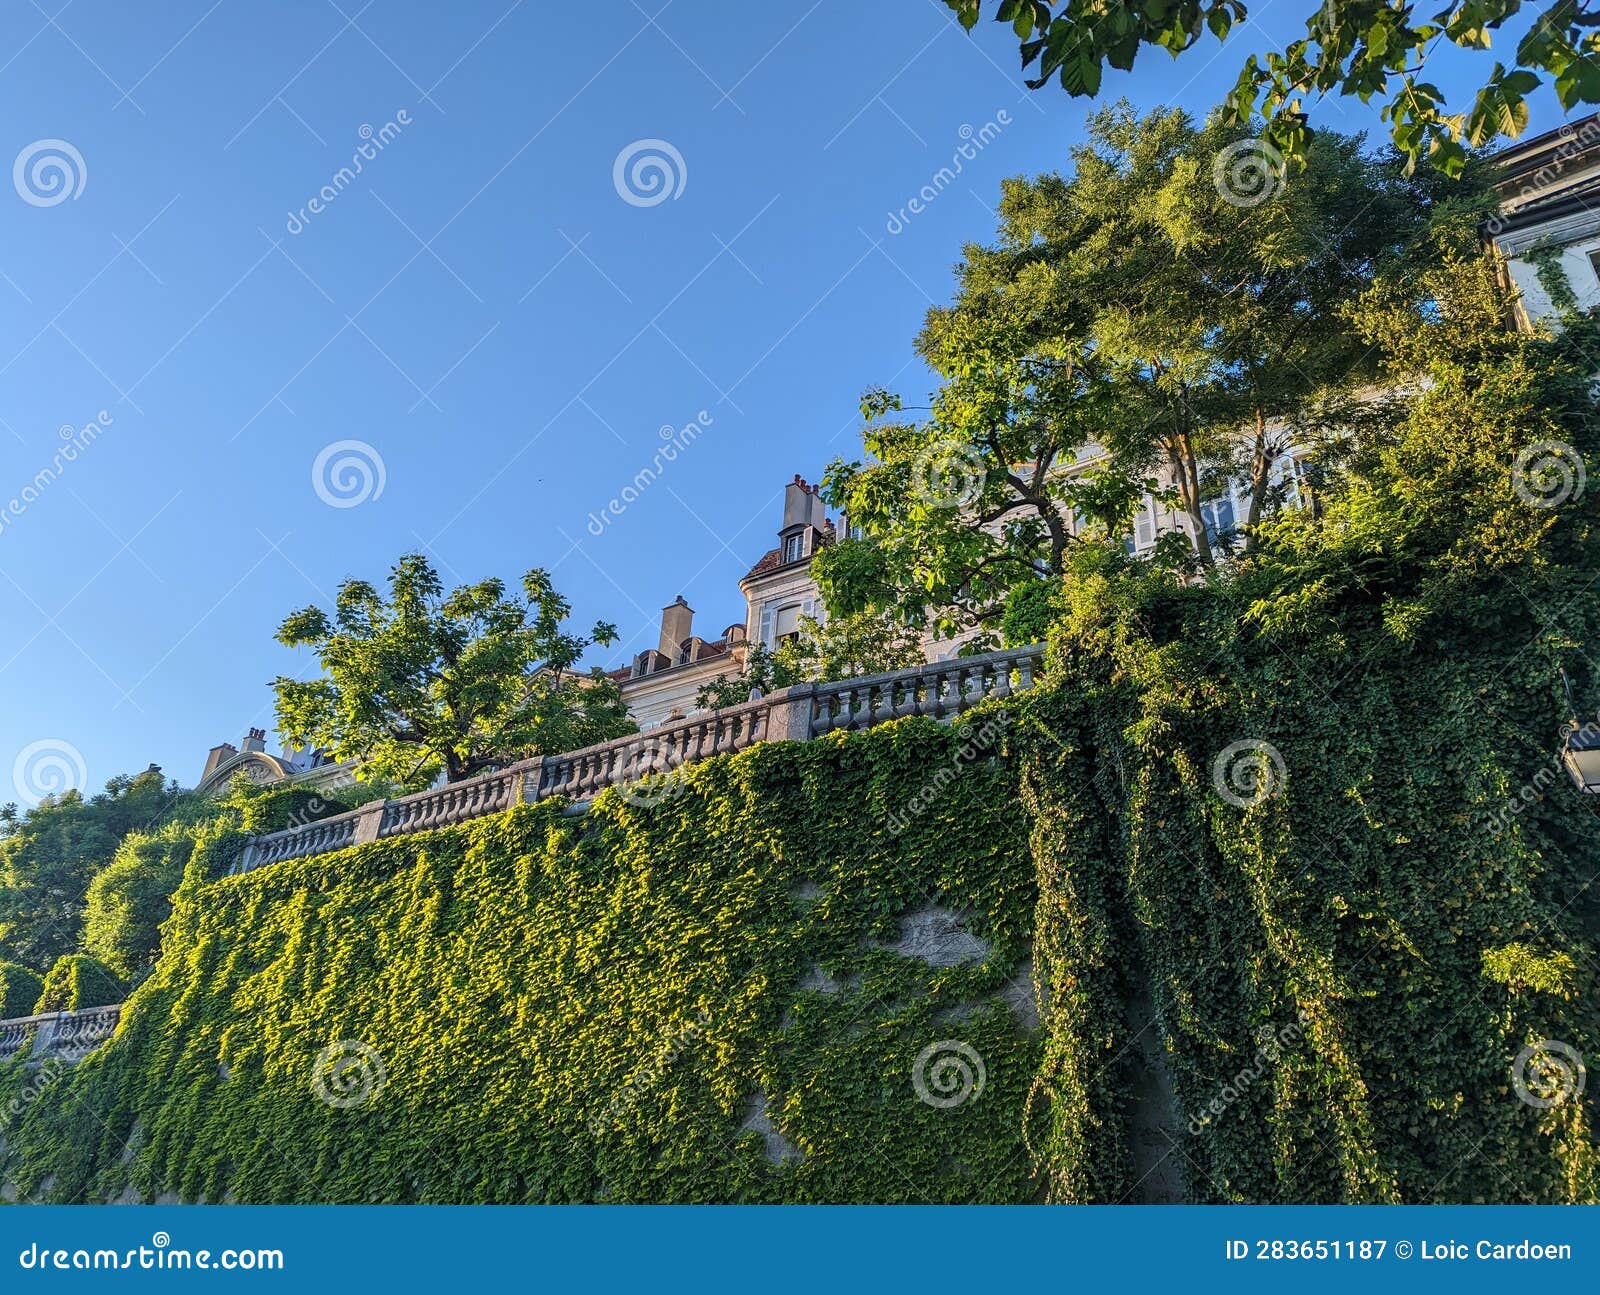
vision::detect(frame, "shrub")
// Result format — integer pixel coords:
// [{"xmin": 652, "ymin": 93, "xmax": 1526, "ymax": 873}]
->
[
  {"xmin": 33, "ymin": 954, "xmax": 124, "ymax": 1014},
  {"xmin": 0, "ymin": 961, "xmax": 44, "ymax": 1019}
]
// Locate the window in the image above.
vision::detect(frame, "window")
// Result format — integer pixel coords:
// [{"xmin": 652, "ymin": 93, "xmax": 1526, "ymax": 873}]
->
[
  {"xmin": 1588, "ymin": 248, "xmax": 1600, "ymax": 289},
  {"xmin": 1200, "ymin": 492, "xmax": 1236, "ymax": 547},
  {"xmin": 1132, "ymin": 497, "xmax": 1156, "ymax": 550},
  {"xmin": 773, "ymin": 603, "xmax": 803, "ymax": 644},
  {"xmin": 782, "ymin": 532, "xmax": 804, "ymax": 564}
]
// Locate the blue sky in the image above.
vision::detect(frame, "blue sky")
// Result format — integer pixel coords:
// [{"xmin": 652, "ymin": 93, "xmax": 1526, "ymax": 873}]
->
[{"xmin": 0, "ymin": 1, "xmax": 1572, "ymax": 797}]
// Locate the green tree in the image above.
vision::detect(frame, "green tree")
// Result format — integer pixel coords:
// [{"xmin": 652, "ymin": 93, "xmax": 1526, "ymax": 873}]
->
[
  {"xmin": 945, "ymin": 0, "xmax": 1598, "ymax": 170},
  {"xmin": 695, "ymin": 610, "xmax": 926, "ymax": 710},
  {"xmin": 82, "ymin": 824, "xmax": 200, "ymax": 981},
  {"xmin": 272, "ymin": 554, "xmax": 633, "ymax": 788},
  {"xmin": 0, "ymin": 768, "xmax": 178, "ymax": 971},
  {"xmin": 822, "ymin": 108, "xmax": 1456, "ymax": 644}
]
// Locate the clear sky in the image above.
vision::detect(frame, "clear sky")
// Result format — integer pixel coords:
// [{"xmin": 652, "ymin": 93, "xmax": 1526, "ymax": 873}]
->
[{"xmin": 0, "ymin": 1, "xmax": 1571, "ymax": 798}]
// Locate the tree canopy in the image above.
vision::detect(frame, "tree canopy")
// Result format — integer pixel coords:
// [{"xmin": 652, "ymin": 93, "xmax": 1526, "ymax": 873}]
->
[
  {"xmin": 816, "ymin": 107, "xmax": 1488, "ymax": 650},
  {"xmin": 0, "ymin": 767, "xmax": 177, "ymax": 971},
  {"xmin": 945, "ymin": 0, "xmax": 1600, "ymax": 171},
  {"xmin": 272, "ymin": 553, "xmax": 633, "ymax": 787}
]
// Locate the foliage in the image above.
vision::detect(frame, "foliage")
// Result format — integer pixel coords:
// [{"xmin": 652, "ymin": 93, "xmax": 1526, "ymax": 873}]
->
[
  {"xmin": 33, "ymin": 954, "xmax": 124, "ymax": 1014},
  {"xmin": 944, "ymin": 0, "xmax": 1596, "ymax": 171},
  {"xmin": 0, "ymin": 722, "xmax": 1038, "ymax": 1203},
  {"xmin": 0, "ymin": 961, "xmax": 43, "ymax": 1019},
  {"xmin": 696, "ymin": 611, "xmax": 926, "ymax": 709},
  {"xmin": 273, "ymin": 553, "xmax": 633, "ymax": 789},
  {"xmin": 822, "ymin": 108, "xmax": 1467, "ymax": 642},
  {"xmin": 1014, "ymin": 233, "xmax": 1600, "ymax": 1202},
  {"xmin": 82, "ymin": 825, "xmax": 202, "ymax": 982},
  {"xmin": 0, "ymin": 768, "xmax": 183, "ymax": 971}
]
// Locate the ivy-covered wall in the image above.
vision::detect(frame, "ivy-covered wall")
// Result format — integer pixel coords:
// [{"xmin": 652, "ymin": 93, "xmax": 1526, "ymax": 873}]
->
[
  {"xmin": 0, "ymin": 718, "xmax": 1040, "ymax": 1204},
  {"xmin": 1016, "ymin": 558, "xmax": 1600, "ymax": 1205}
]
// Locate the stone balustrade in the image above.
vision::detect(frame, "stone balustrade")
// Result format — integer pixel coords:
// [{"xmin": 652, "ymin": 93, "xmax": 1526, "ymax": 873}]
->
[
  {"xmin": 231, "ymin": 643, "xmax": 1045, "ymax": 877},
  {"xmin": 0, "ymin": 1004, "xmax": 123, "ymax": 1063}
]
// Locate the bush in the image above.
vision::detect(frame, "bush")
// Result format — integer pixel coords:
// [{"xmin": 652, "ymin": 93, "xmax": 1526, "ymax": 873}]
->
[
  {"xmin": 33, "ymin": 954, "xmax": 124, "ymax": 1014},
  {"xmin": 83, "ymin": 825, "xmax": 199, "ymax": 979},
  {"xmin": 0, "ymin": 961, "xmax": 44, "ymax": 1018}
]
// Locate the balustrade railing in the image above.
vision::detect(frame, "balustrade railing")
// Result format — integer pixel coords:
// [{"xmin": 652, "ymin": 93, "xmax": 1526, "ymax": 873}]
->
[
  {"xmin": 0, "ymin": 1004, "xmax": 123, "ymax": 1062},
  {"xmin": 230, "ymin": 643, "xmax": 1045, "ymax": 876}
]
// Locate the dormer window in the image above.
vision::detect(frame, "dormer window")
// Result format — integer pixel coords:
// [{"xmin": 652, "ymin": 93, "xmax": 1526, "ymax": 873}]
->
[{"xmin": 782, "ymin": 532, "xmax": 804, "ymax": 563}]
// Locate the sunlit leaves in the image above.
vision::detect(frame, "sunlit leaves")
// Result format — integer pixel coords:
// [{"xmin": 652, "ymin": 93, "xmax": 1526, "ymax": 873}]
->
[{"xmin": 948, "ymin": 0, "xmax": 1580, "ymax": 168}]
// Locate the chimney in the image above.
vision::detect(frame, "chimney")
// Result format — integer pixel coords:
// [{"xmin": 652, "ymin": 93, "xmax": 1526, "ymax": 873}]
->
[
  {"xmin": 781, "ymin": 474, "xmax": 811, "ymax": 530},
  {"xmin": 200, "ymin": 741, "xmax": 236, "ymax": 784},
  {"xmin": 658, "ymin": 596, "xmax": 693, "ymax": 660},
  {"xmin": 782, "ymin": 473, "xmax": 829, "ymax": 535},
  {"xmin": 242, "ymin": 728, "xmax": 267, "ymax": 754}
]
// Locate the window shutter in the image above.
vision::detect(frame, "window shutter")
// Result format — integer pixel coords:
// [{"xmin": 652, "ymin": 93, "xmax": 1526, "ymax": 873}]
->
[
  {"xmin": 759, "ymin": 602, "xmax": 774, "ymax": 647},
  {"xmin": 1134, "ymin": 499, "xmax": 1155, "ymax": 549}
]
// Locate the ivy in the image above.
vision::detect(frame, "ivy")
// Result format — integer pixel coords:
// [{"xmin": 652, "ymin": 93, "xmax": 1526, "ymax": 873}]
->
[{"xmin": 0, "ymin": 720, "xmax": 1039, "ymax": 1204}]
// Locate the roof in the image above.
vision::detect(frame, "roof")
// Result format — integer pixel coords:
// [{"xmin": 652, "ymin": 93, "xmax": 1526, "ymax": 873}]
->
[{"xmin": 740, "ymin": 520, "xmax": 834, "ymax": 583}]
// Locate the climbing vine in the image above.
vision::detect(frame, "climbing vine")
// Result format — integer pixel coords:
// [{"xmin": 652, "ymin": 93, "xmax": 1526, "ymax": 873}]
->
[{"xmin": 0, "ymin": 720, "xmax": 1038, "ymax": 1204}]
